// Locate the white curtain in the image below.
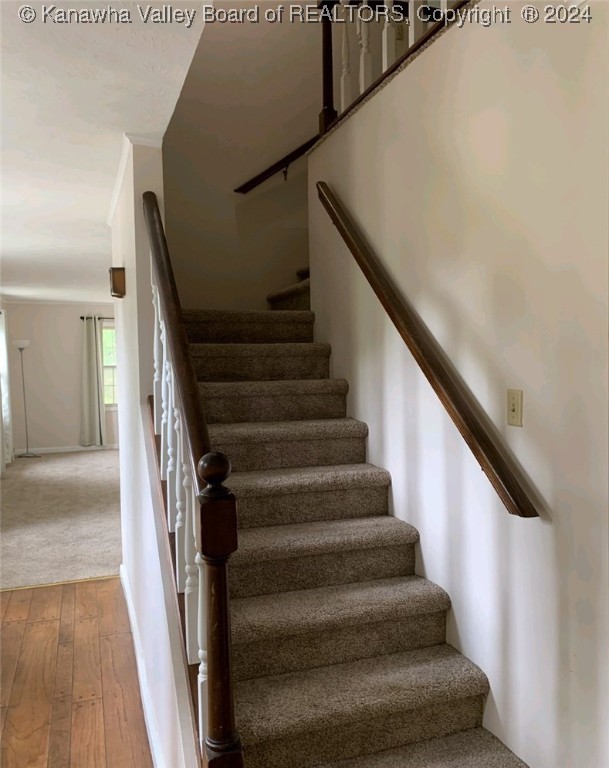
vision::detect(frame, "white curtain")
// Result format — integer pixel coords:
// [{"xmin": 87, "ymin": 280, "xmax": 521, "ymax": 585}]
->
[
  {"xmin": 80, "ymin": 316, "xmax": 106, "ymax": 447},
  {"xmin": 0, "ymin": 310, "xmax": 13, "ymax": 475}
]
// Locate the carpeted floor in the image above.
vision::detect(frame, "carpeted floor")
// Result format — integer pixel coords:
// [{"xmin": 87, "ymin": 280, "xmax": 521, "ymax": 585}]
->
[{"xmin": 0, "ymin": 450, "xmax": 121, "ymax": 589}]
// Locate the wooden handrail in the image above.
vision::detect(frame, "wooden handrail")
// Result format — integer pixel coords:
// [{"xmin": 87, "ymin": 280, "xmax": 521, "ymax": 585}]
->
[
  {"xmin": 143, "ymin": 192, "xmax": 244, "ymax": 767},
  {"xmin": 317, "ymin": 181, "xmax": 540, "ymax": 519},
  {"xmin": 143, "ymin": 191, "xmax": 211, "ymax": 496},
  {"xmin": 234, "ymin": 135, "xmax": 319, "ymax": 194}
]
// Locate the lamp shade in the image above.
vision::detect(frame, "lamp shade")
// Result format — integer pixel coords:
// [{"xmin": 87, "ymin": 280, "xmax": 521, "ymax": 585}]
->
[{"xmin": 12, "ymin": 340, "xmax": 30, "ymax": 350}]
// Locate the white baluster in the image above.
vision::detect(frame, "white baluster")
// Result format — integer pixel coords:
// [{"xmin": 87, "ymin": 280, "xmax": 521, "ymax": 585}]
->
[
  {"xmin": 409, "ymin": 0, "xmax": 428, "ymax": 47},
  {"xmin": 174, "ymin": 407, "xmax": 186, "ymax": 592},
  {"xmin": 160, "ymin": 318, "xmax": 169, "ymax": 480},
  {"xmin": 358, "ymin": 3, "xmax": 373, "ymax": 93},
  {"xmin": 183, "ymin": 457, "xmax": 199, "ymax": 664},
  {"xmin": 196, "ymin": 550, "xmax": 208, "ymax": 750},
  {"xmin": 166, "ymin": 363, "xmax": 176, "ymax": 531},
  {"xmin": 340, "ymin": 1, "xmax": 353, "ymax": 112},
  {"xmin": 382, "ymin": 0, "xmax": 397, "ymax": 71},
  {"xmin": 151, "ymin": 283, "xmax": 162, "ymax": 435}
]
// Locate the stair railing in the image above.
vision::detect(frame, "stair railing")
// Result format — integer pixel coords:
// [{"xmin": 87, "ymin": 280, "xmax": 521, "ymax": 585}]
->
[
  {"xmin": 234, "ymin": 0, "xmax": 471, "ymax": 194},
  {"xmin": 317, "ymin": 181, "xmax": 540, "ymax": 519},
  {"xmin": 143, "ymin": 191, "xmax": 244, "ymax": 767}
]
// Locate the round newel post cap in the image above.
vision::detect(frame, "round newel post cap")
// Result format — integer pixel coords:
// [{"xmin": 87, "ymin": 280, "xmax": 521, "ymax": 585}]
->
[{"xmin": 198, "ymin": 451, "xmax": 231, "ymax": 487}]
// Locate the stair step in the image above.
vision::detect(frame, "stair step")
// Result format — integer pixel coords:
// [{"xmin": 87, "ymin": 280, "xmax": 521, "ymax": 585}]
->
[
  {"xmin": 236, "ymin": 644, "xmax": 489, "ymax": 768},
  {"xmin": 189, "ymin": 342, "xmax": 331, "ymax": 382},
  {"xmin": 267, "ymin": 278, "xmax": 310, "ymax": 310},
  {"xmin": 230, "ymin": 516, "xmax": 417, "ymax": 598},
  {"xmin": 296, "ymin": 267, "xmax": 310, "ymax": 281},
  {"xmin": 230, "ymin": 463, "xmax": 391, "ymax": 528},
  {"xmin": 200, "ymin": 378, "xmax": 348, "ymax": 423},
  {"xmin": 316, "ymin": 728, "xmax": 529, "ymax": 768},
  {"xmin": 232, "ymin": 575, "xmax": 450, "ymax": 679},
  {"xmin": 183, "ymin": 309, "xmax": 314, "ymax": 344},
  {"xmin": 209, "ymin": 418, "xmax": 367, "ymax": 471}
]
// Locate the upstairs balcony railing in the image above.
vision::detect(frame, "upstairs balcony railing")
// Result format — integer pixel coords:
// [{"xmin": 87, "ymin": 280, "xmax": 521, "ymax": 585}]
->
[{"xmin": 236, "ymin": 0, "xmax": 470, "ymax": 193}]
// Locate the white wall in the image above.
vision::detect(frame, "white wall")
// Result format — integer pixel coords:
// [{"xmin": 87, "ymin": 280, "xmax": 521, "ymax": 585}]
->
[
  {"xmin": 308, "ymin": 5, "xmax": 609, "ymax": 767},
  {"xmin": 109, "ymin": 137, "xmax": 199, "ymax": 768},
  {"xmin": 163, "ymin": 4, "xmax": 320, "ymax": 310},
  {"xmin": 1, "ymin": 301, "xmax": 117, "ymax": 451}
]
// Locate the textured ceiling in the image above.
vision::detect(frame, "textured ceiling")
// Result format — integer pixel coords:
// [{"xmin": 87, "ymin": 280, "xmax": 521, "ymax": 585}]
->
[{"xmin": 0, "ymin": 1, "xmax": 204, "ymax": 302}]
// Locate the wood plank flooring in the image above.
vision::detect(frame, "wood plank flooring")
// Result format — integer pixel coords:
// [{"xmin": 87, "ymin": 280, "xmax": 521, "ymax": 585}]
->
[{"xmin": 0, "ymin": 578, "xmax": 152, "ymax": 768}]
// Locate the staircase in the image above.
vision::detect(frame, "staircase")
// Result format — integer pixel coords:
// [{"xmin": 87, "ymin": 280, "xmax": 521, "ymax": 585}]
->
[{"xmin": 182, "ymin": 271, "xmax": 528, "ymax": 768}]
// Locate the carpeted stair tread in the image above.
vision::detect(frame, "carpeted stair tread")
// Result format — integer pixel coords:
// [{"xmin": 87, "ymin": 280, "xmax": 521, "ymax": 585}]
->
[
  {"xmin": 210, "ymin": 418, "xmax": 368, "ymax": 471},
  {"xmin": 231, "ymin": 575, "xmax": 450, "ymax": 643},
  {"xmin": 200, "ymin": 378, "xmax": 347, "ymax": 398},
  {"xmin": 231, "ymin": 463, "xmax": 391, "ymax": 527},
  {"xmin": 267, "ymin": 279, "xmax": 311, "ymax": 310},
  {"xmin": 183, "ymin": 308, "xmax": 314, "ymax": 324},
  {"xmin": 236, "ymin": 644, "xmax": 489, "ymax": 745},
  {"xmin": 200, "ymin": 378, "xmax": 348, "ymax": 423},
  {"xmin": 190, "ymin": 342, "xmax": 330, "ymax": 359},
  {"xmin": 189, "ymin": 342, "xmax": 331, "ymax": 381},
  {"xmin": 229, "ymin": 463, "xmax": 391, "ymax": 497},
  {"xmin": 315, "ymin": 727, "xmax": 529, "ymax": 768},
  {"xmin": 183, "ymin": 308, "xmax": 314, "ymax": 343},
  {"xmin": 210, "ymin": 417, "xmax": 367, "ymax": 444},
  {"xmin": 232, "ymin": 516, "xmax": 418, "ymax": 565}
]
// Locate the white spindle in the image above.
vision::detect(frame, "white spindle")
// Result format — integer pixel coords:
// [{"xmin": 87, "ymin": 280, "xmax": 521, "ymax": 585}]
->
[
  {"xmin": 184, "ymin": 460, "xmax": 199, "ymax": 664},
  {"xmin": 160, "ymin": 318, "xmax": 169, "ymax": 479},
  {"xmin": 196, "ymin": 550, "xmax": 208, "ymax": 750},
  {"xmin": 151, "ymin": 283, "xmax": 162, "ymax": 435},
  {"xmin": 409, "ymin": 0, "xmax": 428, "ymax": 47},
  {"xmin": 166, "ymin": 363, "xmax": 176, "ymax": 531},
  {"xmin": 340, "ymin": 2, "xmax": 353, "ymax": 112},
  {"xmin": 382, "ymin": 0, "xmax": 397, "ymax": 71},
  {"xmin": 358, "ymin": 4, "xmax": 373, "ymax": 93},
  {"xmin": 174, "ymin": 407, "xmax": 186, "ymax": 592}
]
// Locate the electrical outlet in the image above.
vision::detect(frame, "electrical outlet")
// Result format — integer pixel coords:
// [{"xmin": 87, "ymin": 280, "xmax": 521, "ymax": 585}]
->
[{"xmin": 507, "ymin": 389, "xmax": 523, "ymax": 427}]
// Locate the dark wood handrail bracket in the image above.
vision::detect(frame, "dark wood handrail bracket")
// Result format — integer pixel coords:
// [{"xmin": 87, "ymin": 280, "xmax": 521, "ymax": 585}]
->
[
  {"xmin": 234, "ymin": 135, "xmax": 319, "ymax": 194},
  {"xmin": 143, "ymin": 192, "xmax": 245, "ymax": 767},
  {"xmin": 316, "ymin": 182, "xmax": 540, "ymax": 519}
]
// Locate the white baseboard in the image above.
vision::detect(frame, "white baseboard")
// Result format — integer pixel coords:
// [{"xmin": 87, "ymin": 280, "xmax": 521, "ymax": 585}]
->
[
  {"xmin": 15, "ymin": 445, "xmax": 119, "ymax": 455},
  {"xmin": 120, "ymin": 563, "xmax": 163, "ymax": 768}
]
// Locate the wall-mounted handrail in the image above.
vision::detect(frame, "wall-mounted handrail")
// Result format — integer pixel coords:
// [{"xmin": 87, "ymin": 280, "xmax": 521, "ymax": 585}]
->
[
  {"xmin": 143, "ymin": 191, "xmax": 244, "ymax": 767},
  {"xmin": 317, "ymin": 181, "xmax": 540, "ymax": 519},
  {"xmin": 234, "ymin": 135, "xmax": 319, "ymax": 194}
]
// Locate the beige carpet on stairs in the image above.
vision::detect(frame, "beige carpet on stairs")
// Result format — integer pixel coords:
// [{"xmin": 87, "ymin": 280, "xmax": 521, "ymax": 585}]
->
[
  {"xmin": 0, "ymin": 450, "xmax": 121, "ymax": 589},
  {"xmin": 180, "ymin": 272, "xmax": 529, "ymax": 767}
]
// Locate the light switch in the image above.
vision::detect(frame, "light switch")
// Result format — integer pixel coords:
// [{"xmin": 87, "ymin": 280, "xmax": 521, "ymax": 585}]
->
[{"xmin": 507, "ymin": 389, "xmax": 523, "ymax": 427}]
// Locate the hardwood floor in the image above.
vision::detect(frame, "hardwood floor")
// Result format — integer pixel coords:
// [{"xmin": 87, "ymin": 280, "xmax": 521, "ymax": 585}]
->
[{"xmin": 0, "ymin": 578, "xmax": 153, "ymax": 768}]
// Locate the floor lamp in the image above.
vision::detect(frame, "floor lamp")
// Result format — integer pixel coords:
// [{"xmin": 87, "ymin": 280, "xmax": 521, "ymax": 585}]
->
[{"xmin": 13, "ymin": 340, "xmax": 40, "ymax": 458}]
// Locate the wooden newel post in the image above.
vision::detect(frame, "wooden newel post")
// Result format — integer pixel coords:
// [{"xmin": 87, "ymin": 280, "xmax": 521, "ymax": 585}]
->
[
  {"xmin": 319, "ymin": 0, "xmax": 339, "ymax": 133},
  {"xmin": 198, "ymin": 452, "xmax": 244, "ymax": 768}
]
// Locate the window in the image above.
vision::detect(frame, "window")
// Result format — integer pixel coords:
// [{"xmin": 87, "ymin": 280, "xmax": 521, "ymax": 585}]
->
[{"xmin": 101, "ymin": 322, "xmax": 117, "ymax": 406}]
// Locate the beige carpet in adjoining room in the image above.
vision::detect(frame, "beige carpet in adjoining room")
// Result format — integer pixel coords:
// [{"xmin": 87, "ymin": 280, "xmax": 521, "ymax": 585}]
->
[{"xmin": 0, "ymin": 450, "xmax": 121, "ymax": 589}]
